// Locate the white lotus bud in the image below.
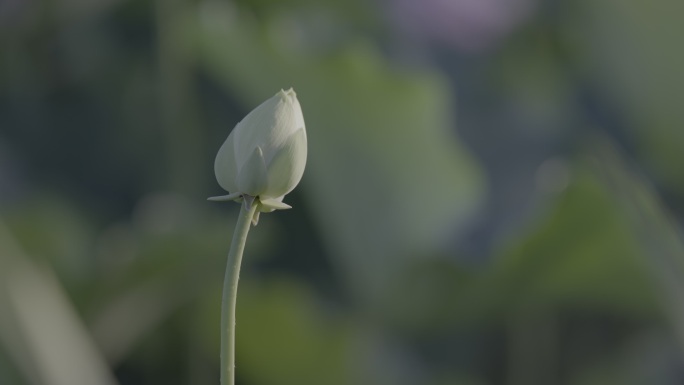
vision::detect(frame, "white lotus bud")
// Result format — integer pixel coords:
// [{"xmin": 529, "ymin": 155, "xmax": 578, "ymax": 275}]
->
[{"xmin": 210, "ymin": 88, "xmax": 307, "ymax": 212}]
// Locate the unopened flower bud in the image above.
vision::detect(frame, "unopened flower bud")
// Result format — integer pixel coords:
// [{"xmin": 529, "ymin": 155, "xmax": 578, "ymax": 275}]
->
[{"xmin": 210, "ymin": 88, "xmax": 307, "ymax": 212}]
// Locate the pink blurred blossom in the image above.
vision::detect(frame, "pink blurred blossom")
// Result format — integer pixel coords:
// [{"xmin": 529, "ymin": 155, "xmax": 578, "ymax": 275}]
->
[{"xmin": 387, "ymin": 0, "xmax": 538, "ymax": 52}]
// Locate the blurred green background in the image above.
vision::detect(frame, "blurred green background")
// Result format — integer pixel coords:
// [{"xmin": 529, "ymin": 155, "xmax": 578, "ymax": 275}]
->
[{"xmin": 1, "ymin": 0, "xmax": 684, "ymax": 384}]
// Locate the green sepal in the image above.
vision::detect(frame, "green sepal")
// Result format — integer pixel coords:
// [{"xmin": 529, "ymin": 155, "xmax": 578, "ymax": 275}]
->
[
  {"xmin": 207, "ymin": 192, "xmax": 243, "ymax": 202},
  {"xmin": 259, "ymin": 198, "xmax": 292, "ymax": 211}
]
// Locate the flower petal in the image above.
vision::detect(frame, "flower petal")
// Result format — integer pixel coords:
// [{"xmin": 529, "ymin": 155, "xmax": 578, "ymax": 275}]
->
[
  {"xmin": 234, "ymin": 89, "xmax": 305, "ymax": 166},
  {"xmin": 214, "ymin": 130, "xmax": 239, "ymax": 192},
  {"xmin": 237, "ymin": 146, "xmax": 268, "ymax": 196},
  {"xmin": 263, "ymin": 128, "xmax": 307, "ymax": 198}
]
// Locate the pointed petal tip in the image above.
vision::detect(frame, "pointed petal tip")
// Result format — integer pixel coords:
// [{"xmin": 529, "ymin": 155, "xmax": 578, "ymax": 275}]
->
[
  {"xmin": 259, "ymin": 198, "xmax": 293, "ymax": 211},
  {"xmin": 207, "ymin": 192, "xmax": 242, "ymax": 202},
  {"xmin": 251, "ymin": 211, "xmax": 261, "ymax": 226},
  {"xmin": 280, "ymin": 88, "xmax": 296, "ymax": 99}
]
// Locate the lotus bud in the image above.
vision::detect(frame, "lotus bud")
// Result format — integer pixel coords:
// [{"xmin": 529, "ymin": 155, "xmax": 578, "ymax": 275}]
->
[{"xmin": 209, "ymin": 88, "xmax": 307, "ymax": 213}]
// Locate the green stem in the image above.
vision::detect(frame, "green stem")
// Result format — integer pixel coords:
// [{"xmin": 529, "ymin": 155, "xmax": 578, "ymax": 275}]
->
[{"xmin": 221, "ymin": 198, "xmax": 259, "ymax": 385}]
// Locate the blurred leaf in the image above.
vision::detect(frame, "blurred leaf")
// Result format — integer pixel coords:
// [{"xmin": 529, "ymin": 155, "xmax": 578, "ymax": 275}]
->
[
  {"xmin": 0, "ymin": 220, "xmax": 119, "ymax": 385},
  {"xmin": 2, "ymin": 194, "xmax": 94, "ymax": 288},
  {"xmin": 560, "ymin": 0, "xmax": 684, "ymax": 197},
  {"xmin": 0, "ymin": 349, "xmax": 25, "ymax": 385},
  {"xmin": 195, "ymin": 276, "xmax": 352, "ymax": 385},
  {"xmin": 570, "ymin": 331, "xmax": 683, "ymax": 385},
  {"xmin": 480, "ymin": 158, "xmax": 658, "ymax": 317},
  {"xmin": 86, "ymin": 193, "xmax": 278, "ymax": 364},
  {"xmin": 428, "ymin": 373, "xmax": 488, "ymax": 385},
  {"xmin": 384, "ymin": 157, "xmax": 661, "ymax": 333},
  {"xmin": 591, "ymin": 138, "xmax": 684, "ymax": 347}
]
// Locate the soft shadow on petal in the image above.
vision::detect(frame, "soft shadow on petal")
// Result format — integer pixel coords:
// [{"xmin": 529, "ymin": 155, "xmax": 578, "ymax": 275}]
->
[
  {"xmin": 237, "ymin": 146, "xmax": 269, "ymax": 196},
  {"xmin": 214, "ymin": 131, "xmax": 239, "ymax": 192},
  {"xmin": 233, "ymin": 96, "xmax": 280, "ymax": 163},
  {"xmin": 264, "ymin": 129, "xmax": 308, "ymax": 198}
]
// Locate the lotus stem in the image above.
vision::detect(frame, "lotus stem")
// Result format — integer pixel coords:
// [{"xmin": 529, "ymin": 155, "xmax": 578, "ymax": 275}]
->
[{"xmin": 221, "ymin": 196, "xmax": 259, "ymax": 385}]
